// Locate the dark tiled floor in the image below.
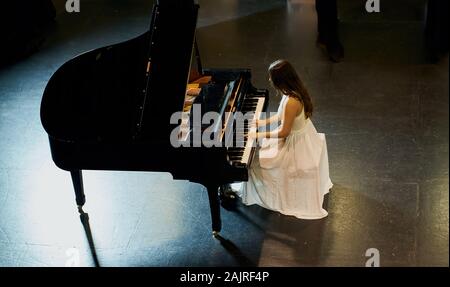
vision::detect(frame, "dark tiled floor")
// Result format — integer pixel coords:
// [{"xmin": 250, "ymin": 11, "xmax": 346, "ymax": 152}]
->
[{"xmin": 0, "ymin": 0, "xmax": 448, "ymax": 266}]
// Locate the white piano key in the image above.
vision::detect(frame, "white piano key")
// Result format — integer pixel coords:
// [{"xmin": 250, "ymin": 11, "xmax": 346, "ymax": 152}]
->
[{"xmin": 240, "ymin": 97, "xmax": 265, "ymax": 164}]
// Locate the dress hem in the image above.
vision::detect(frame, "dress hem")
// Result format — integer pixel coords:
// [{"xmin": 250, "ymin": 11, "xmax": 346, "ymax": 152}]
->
[
  {"xmin": 240, "ymin": 180, "xmax": 333, "ymax": 220},
  {"xmin": 241, "ymin": 201, "xmax": 329, "ymax": 220}
]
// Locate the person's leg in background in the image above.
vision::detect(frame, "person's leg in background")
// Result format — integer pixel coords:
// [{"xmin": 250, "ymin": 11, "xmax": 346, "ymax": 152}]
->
[
  {"xmin": 425, "ymin": 0, "xmax": 449, "ymax": 62},
  {"xmin": 315, "ymin": 0, "xmax": 344, "ymax": 62}
]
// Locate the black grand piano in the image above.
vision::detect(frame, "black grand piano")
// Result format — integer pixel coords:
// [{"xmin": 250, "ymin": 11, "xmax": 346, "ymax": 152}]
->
[{"xmin": 40, "ymin": 0, "xmax": 268, "ymax": 236}]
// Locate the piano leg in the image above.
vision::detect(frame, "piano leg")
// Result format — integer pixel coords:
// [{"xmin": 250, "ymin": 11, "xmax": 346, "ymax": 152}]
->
[
  {"xmin": 70, "ymin": 170, "xmax": 86, "ymax": 213},
  {"xmin": 206, "ymin": 183, "xmax": 222, "ymax": 236},
  {"xmin": 70, "ymin": 170, "xmax": 100, "ymax": 266}
]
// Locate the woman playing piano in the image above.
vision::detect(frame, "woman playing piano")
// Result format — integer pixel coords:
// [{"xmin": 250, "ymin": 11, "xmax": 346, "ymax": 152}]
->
[{"xmin": 233, "ymin": 59, "xmax": 333, "ymax": 219}]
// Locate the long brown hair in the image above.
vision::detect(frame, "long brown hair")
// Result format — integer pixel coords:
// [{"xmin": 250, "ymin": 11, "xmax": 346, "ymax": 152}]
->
[{"xmin": 268, "ymin": 59, "xmax": 313, "ymax": 118}]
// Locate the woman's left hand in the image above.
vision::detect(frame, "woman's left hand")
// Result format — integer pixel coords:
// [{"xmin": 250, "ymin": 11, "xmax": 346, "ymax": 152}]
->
[
  {"xmin": 187, "ymin": 87, "xmax": 201, "ymax": 96},
  {"xmin": 248, "ymin": 129, "xmax": 258, "ymax": 139}
]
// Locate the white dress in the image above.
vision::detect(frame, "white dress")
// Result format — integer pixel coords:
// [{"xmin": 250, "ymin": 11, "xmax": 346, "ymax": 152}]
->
[{"xmin": 239, "ymin": 95, "xmax": 333, "ymax": 219}]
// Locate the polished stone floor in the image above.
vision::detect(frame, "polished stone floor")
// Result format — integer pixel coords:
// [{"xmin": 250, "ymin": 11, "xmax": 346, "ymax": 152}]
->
[{"xmin": 0, "ymin": 0, "xmax": 448, "ymax": 267}]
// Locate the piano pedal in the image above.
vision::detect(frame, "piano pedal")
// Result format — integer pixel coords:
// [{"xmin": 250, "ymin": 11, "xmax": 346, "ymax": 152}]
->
[{"xmin": 219, "ymin": 185, "xmax": 238, "ymax": 211}]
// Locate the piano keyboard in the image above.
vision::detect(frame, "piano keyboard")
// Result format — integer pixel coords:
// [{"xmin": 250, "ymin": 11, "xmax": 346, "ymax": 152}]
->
[{"xmin": 227, "ymin": 95, "xmax": 265, "ymax": 166}]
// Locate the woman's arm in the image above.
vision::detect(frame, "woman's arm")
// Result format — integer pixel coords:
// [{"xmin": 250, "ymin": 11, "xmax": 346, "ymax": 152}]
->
[
  {"xmin": 257, "ymin": 113, "xmax": 280, "ymax": 127},
  {"xmin": 251, "ymin": 97, "xmax": 301, "ymax": 139}
]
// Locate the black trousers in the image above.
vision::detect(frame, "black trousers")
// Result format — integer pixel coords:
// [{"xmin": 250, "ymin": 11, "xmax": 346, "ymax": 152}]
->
[
  {"xmin": 425, "ymin": 0, "xmax": 449, "ymax": 57},
  {"xmin": 315, "ymin": 0, "xmax": 339, "ymax": 47}
]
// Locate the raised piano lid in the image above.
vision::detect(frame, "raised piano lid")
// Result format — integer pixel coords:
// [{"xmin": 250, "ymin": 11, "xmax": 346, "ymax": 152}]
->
[
  {"xmin": 40, "ymin": 0, "xmax": 199, "ymax": 143},
  {"xmin": 136, "ymin": 0, "xmax": 199, "ymax": 142}
]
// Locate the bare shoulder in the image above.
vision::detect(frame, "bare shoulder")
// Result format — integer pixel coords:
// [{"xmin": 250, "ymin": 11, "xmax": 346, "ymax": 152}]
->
[{"xmin": 286, "ymin": 96, "xmax": 302, "ymax": 115}]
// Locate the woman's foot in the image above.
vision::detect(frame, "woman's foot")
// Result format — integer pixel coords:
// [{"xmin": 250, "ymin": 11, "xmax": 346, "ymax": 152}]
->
[
  {"xmin": 316, "ymin": 36, "xmax": 344, "ymax": 62},
  {"xmin": 327, "ymin": 42, "xmax": 344, "ymax": 62}
]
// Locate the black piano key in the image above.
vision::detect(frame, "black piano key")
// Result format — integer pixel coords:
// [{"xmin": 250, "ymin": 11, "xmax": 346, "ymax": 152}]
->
[
  {"xmin": 229, "ymin": 155, "xmax": 244, "ymax": 159},
  {"xmin": 228, "ymin": 151, "xmax": 244, "ymax": 155},
  {"xmin": 230, "ymin": 156, "xmax": 243, "ymax": 160}
]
